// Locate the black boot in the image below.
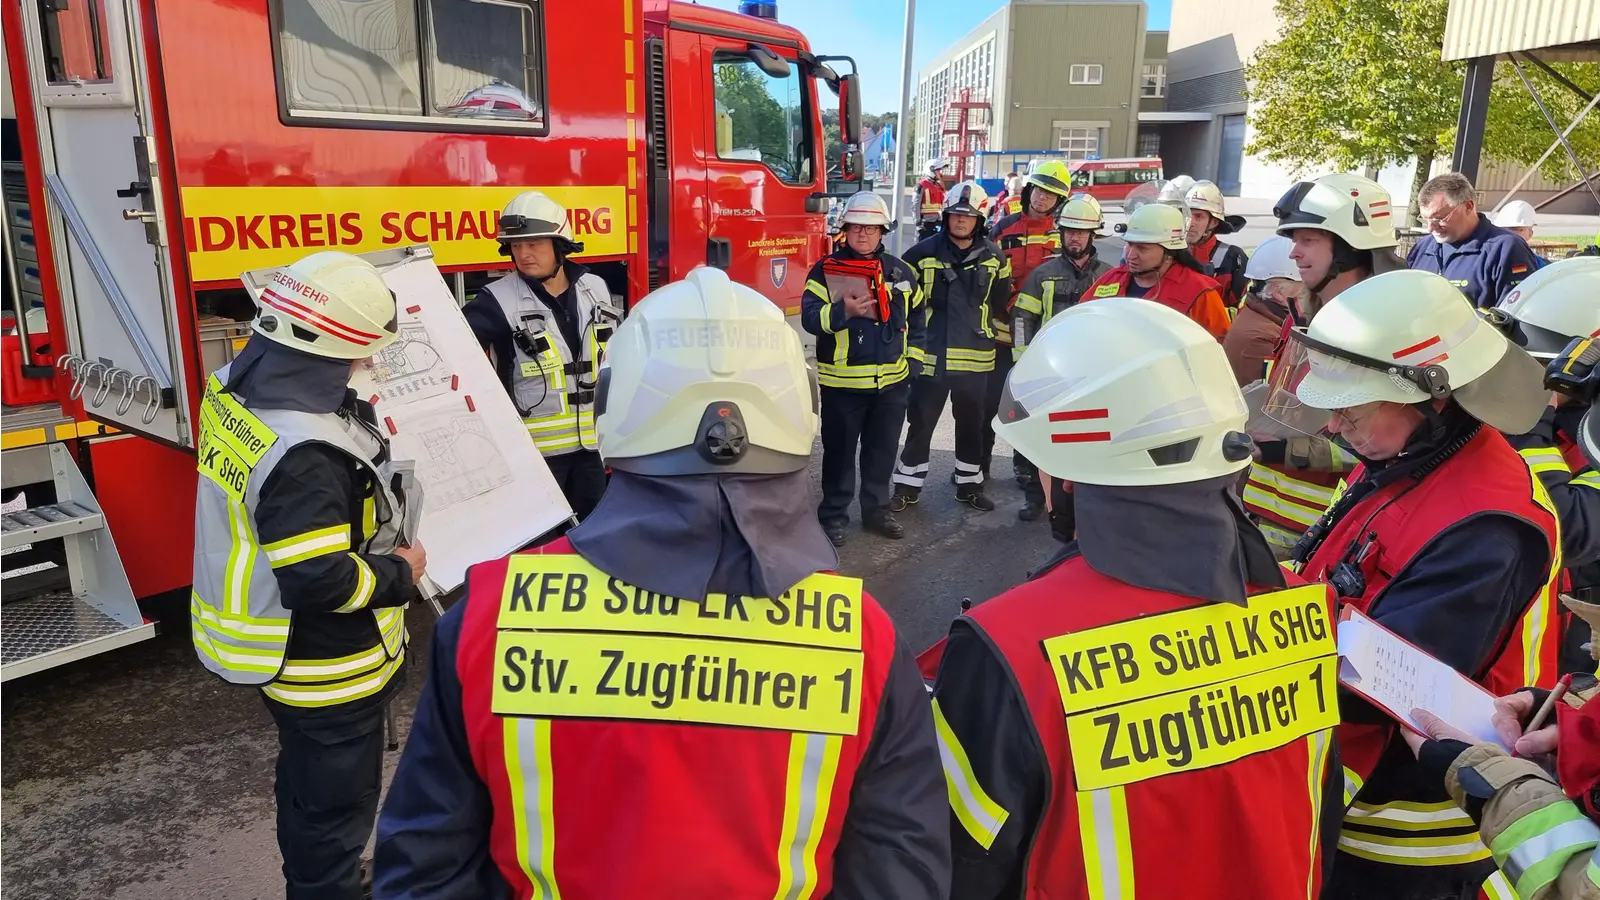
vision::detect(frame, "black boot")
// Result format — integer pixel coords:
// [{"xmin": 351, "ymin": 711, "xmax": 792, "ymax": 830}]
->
[
  {"xmin": 864, "ymin": 510, "xmax": 906, "ymax": 539},
  {"xmin": 956, "ymin": 486, "xmax": 996, "ymax": 511},
  {"xmin": 823, "ymin": 521, "xmax": 847, "ymax": 547},
  {"xmin": 1018, "ymin": 499, "xmax": 1045, "ymax": 521},
  {"xmin": 890, "ymin": 488, "xmax": 919, "ymax": 512}
]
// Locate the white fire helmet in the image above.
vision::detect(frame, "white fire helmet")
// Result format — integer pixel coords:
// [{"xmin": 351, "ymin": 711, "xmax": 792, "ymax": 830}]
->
[
  {"xmin": 1273, "ymin": 173, "xmax": 1398, "ymax": 251},
  {"xmin": 840, "ymin": 191, "xmax": 892, "ymax": 229},
  {"xmin": 1056, "ymin": 194, "xmax": 1105, "ymax": 234},
  {"xmin": 252, "ymin": 251, "xmax": 398, "ymax": 360},
  {"xmin": 1491, "ymin": 256, "xmax": 1600, "ymax": 358},
  {"xmin": 1263, "ymin": 270, "xmax": 1547, "ymax": 435},
  {"xmin": 1186, "ymin": 180, "xmax": 1227, "ymax": 219},
  {"xmin": 995, "ymin": 299, "xmax": 1253, "ymax": 486},
  {"xmin": 926, "ymin": 158, "xmax": 946, "ymax": 177},
  {"xmin": 594, "ymin": 267, "xmax": 816, "ymax": 475},
  {"xmin": 1167, "ymin": 175, "xmax": 1197, "ymax": 196},
  {"xmin": 1117, "ymin": 203, "xmax": 1189, "ymax": 250},
  {"xmin": 942, "ymin": 181, "xmax": 991, "ymax": 219},
  {"xmin": 497, "ymin": 191, "xmax": 582, "ymax": 254},
  {"xmin": 1491, "ymin": 200, "xmax": 1538, "ymax": 230},
  {"xmin": 1243, "ymin": 236, "xmax": 1302, "ymax": 283}
]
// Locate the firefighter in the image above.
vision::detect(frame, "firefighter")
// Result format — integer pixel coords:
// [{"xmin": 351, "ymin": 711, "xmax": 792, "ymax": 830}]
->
[
  {"xmin": 893, "ymin": 180, "xmax": 1011, "ymax": 515},
  {"xmin": 1223, "ymin": 235, "xmax": 1303, "ymax": 387},
  {"xmin": 916, "ymin": 158, "xmax": 948, "ymax": 241},
  {"xmin": 464, "ymin": 191, "xmax": 622, "ymax": 524},
  {"xmin": 1010, "ymin": 193, "xmax": 1112, "ymax": 536},
  {"xmin": 1408, "ymin": 172, "xmax": 1542, "ymax": 308},
  {"xmin": 1085, "ymin": 203, "xmax": 1230, "ymax": 338},
  {"xmin": 927, "ymin": 298, "xmax": 1340, "ymax": 899},
  {"xmin": 1264, "ymin": 269, "xmax": 1562, "ymax": 900},
  {"xmin": 1240, "ymin": 173, "xmax": 1401, "ymax": 556},
  {"xmin": 801, "ymin": 191, "xmax": 926, "ymax": 546},
  {"xmin": 1491, "ymin": 257, "xmax": 1600, "ymax": 675},
  {"xmin": 373, "ymin": 266, "xmax": 950, "ymax": 898},
  {"xmin": 191, "ymin": 251, "xmax": 424, "ymax": 900},
  {"xmin": 1185, "ymin": 180, "xmax": 1249, "ymax": 308},
  {"xmin": 986, "ymin": 160, "xmax": 1074, "ymax": 495}
]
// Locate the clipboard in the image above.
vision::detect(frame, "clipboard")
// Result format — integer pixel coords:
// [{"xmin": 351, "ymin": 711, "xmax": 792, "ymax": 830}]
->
[{"xmin": 1336, "ymin": 607, "xmax": 1508, "ymax": 747}]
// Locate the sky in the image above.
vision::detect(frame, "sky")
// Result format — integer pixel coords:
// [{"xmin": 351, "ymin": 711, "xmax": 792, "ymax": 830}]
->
[{"xmin": 699, "ymin": 0, "xmax": 1173, "ymax": 116}]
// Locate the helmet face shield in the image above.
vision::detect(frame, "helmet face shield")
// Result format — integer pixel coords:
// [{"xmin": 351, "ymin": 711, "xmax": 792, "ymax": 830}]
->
[
  {"xmin": 1260, "ymin": 328, "xmax": 1451, "ymax": 435},
  {"xmin": 1259, "ymin": 335, "xmax": 1335, "ymax": 437}
]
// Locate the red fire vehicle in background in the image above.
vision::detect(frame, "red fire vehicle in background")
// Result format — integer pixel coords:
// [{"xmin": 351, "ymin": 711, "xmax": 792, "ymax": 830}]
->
[
  {"xmin": 0, "ymin": 0, "xmax": 863, "ymax": 678},
  {"xmin": 1067, "ymin": 157, "xmax": 1164, "ymax": 204}
]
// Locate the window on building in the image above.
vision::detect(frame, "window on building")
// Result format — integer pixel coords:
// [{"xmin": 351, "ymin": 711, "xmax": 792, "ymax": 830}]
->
[
  {"xmin": 1138, "ymin": 129, "xmax": 1160, "ymax": 157},
  {"xmin": 712, "ymin": 52, "xmax": 814, "ymax": 185},
  {"xmin": 1141, "ymin": 63, "xmax": 1166, "ymax": 98},
  {"xmin": 1056, "ymin": 126, "xmax": 1099, "ymax": 160},
  {"xmin": 1069, "ymin": 64, "xmax": 1103, "ymax": 85},
  {"xmin": 275, "ymin": 0, "xmax": 546, "ymax": 130}
]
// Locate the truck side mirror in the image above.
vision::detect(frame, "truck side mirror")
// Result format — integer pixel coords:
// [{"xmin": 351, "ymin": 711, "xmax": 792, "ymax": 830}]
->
[
  {"xmin": 747, "ymin": 44, "xmax": 791, "ymax": 79},
  {"xmin": 839, "ymin": 74, "xmax": 862, "ymax": 146},
  {"xmin": 842, "ymin": 150, "xmax": 863, "ymax": 182}
]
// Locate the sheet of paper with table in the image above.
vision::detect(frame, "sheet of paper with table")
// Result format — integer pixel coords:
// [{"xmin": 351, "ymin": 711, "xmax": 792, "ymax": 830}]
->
[{"xmin": 1336, "ymin": 608, "xmax": 1508, "ymax": 748}]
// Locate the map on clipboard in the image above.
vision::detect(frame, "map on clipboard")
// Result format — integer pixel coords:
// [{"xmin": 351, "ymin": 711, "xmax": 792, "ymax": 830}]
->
[
  {"xmin": 241, "ymin": 246, "xmax": 573, "ymax": 592},
  {"xmin": 1337, "ymin": 608, "xmax": 1508, "ymax": 748}
]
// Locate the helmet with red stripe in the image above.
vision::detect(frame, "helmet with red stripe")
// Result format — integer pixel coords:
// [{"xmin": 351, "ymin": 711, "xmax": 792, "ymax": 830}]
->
[
  {"xmin": 995, "ymin": 299, "xmax": 1253, "ymax": 486},
  {"xmin": 253, "ymin": 251, "xmax": 399, "ymax": 360}
]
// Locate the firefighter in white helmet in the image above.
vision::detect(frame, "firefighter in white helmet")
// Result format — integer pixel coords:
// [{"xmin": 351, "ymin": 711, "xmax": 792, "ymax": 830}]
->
[
  {"xmin": 375, "ymin": 267, "xmax": 951, "ymax": 898},
  {"xmin": 192, "ymin": 250, "xmax": 425, "ymax": 900},
  {"xmin": 1087, "ymin": 203, "xmax": 1231, "ymax": 337},
  {"xmin": 1264, "ymin": 270, "xmax": 1561, "ymax": 900},
  {"xmin": 1009, "ymin": 193, "xmax": 1113, "ymax": 537},
  {"xmin": 801, "ymin": 191, "xmax": 926, "ymax": 546},
  {"xmin": 1491, "ymin": 257, "xmax": 1600, "ymax": 675},
  {"xmin": 894, "ymin": 181, "xmax": 1012, "ymax": 520},
  {"xmin": 463, "ymin": 191, "xmax": 623, "ymax": 524},
  {"xmin": 916, "ymin": 158, "xmax": 949, "ymax": 240},
  {"xmin": 1491, "ymin": 199, "xmax": 1549, "ymax": 268},
  {"xmin": 924, "ymin": 298, "xmax": 1340, "ymax": 899},
  {"xmin": 1223, "ymin": 235, "xmax": 1305, "ymax": 387},
  {"xmin": 1184, "ymin": 180, "xmax": 1249, "ymax": 308}
]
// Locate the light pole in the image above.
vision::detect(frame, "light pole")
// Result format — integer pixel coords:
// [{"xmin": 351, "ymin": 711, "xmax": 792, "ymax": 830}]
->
[{"xmin": 887, "ymin": 0, "xmax": 917, "ymax": 253}]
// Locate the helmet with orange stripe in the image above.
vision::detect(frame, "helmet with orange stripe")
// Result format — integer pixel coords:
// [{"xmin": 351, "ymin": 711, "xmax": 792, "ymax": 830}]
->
[{"xmin": 252, "ymin": 251, "xmax": 400, "ymax": 360}]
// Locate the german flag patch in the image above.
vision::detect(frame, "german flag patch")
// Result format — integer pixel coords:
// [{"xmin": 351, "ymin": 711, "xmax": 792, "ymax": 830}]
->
[{"xmin": 1511, "ymin": 265, "xmax": 1529, "ymax": 274}]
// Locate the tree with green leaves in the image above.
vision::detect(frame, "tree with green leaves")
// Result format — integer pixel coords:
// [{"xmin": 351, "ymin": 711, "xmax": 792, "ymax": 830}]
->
[
  {"xmin": 1245, "ymin": 0, "xmax": 1599, "ymax": 223},
  {"xmin": 715, "ymin": 63, "xmax": 793, "ymax": 175}
]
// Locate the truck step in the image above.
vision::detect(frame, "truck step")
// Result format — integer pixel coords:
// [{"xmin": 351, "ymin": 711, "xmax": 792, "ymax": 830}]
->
[
  {"xmin": 0, "ymin": 502, "xmax": 104, "ymax": 548},
  {"xmin": 1, "ymin": 592, "xmax": 155, "ymax": 682}
]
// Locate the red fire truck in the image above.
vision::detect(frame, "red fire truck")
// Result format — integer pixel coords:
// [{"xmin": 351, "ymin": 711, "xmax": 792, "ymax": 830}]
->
[{"xmin": 0, "ymin": 0, "xmax": 862, "ymax": 678}]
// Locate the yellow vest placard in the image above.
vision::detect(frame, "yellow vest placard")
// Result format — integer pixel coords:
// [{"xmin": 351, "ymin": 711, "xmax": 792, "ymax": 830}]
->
[
  {"xmin": 1044, "ymin": 585, "xmax": 1338, "ymax": 789},
  {"xmin": 491, "ymin": 630, "xmax": 862, "ymax": 735},
  {"xmin": 197, "ymin": 376, "xmax": 277, "ymax": 500},
  {"xmin": 491, "ymin": 557, "xmax": 865, "ymax": 734},
  {"xmin": 497, "ymin": 556, "xmax": 863, "ymax": 651},
  {"xmin": 1066, "ymin": 655, "xmax": 1339, "ymax": 790},
  {"xmin": 1043, "ymin": 584, "xmax": 1332, "ymax": 715}
]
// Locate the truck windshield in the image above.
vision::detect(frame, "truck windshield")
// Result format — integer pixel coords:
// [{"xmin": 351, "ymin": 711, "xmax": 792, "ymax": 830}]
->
[{"xmin": 712, "ymin": 52, "xmax": 813, "ymax": 185}]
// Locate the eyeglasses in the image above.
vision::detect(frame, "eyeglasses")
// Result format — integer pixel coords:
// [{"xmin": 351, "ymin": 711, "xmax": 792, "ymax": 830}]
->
[{"xmin": 1421, "ymin": 204, "xmax": 1462, "ymax": 226}]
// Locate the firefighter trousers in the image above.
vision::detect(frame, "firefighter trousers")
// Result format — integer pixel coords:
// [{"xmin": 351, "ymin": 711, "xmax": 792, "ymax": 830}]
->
[
  {"xmin": 893, "ymin": 373, "xmax": 986, "ymax": 494},
  {"xmin": 265, "ymin": 692, "xmax": 389, "ymax": 900},
  {"xmin": 819, "ymin": 383, "xmax": 910, "ymax": 526},
  {"xmin": 546, "ymin": 449, "xmax": 608, "ymax": 523},
  {"xmin": 982, "ymin": 349, "xmax": 1033, "ymax": 486}
]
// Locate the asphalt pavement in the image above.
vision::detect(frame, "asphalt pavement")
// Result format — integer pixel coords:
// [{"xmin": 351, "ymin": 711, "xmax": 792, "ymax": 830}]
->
[{"xmin": 0, "ymin": 410, "xmax": 1055, "ymax": 899}]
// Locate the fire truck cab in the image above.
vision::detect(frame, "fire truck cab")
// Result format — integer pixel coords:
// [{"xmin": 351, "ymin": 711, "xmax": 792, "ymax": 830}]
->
[{"xmin": 0, "ymin": 0, "xmax": 861, "ymax": 679}]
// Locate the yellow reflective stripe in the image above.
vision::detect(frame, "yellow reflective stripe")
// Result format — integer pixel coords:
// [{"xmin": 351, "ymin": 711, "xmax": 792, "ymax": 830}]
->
[
  {"xmin": 334, "ymin": 554, "xmax": 378, "ymax": 612},
  {"xmin": 931, "ymin": 700, "xmax": 1009, "ymax": 850},
  {"xmin": 1481, "ymin": 870, "xmax": 1517, "ymax": 900},
  {"xmin": 1519, "ymin": 446, "xmax": 1571, "ymax": 476},
  {"xmin": 1015, "ymin": 291, "xmax": 1043, "ymax": 316},
  {"xmin": 1345, "ymin": 799, "xmax": 1477, "ymax": 831},
  {"xmin": 1305, "ymin": 730, "xmax": 1333, "ymax": 900},
  {"xmin": 1573, "ymin": 469, "xmax": 1600, "ymax": 490},
  {"xmin": 276, "ymin": 644, "xmax": 389, "ymax": 682},
  {"xmin": 771, "ymin": 732, "xmax": 843, "ymax": 900},
  {"xmin": 224, "ymin": 498, "xmax": 257, "ymax": 617},
  {"xmin": 1250, "ymin": 467, "xmax": 1337, "ymax": 507},
  {"xmin": 263, "ymin": 524, "xmax": 352, "ymax": 568},
  {"xmin": 1336, "ymin": 830, "xmax": 1492, "ymax": 866},
  {"xmin": 191, "ymin": 624, "xmax": 282, "ymax": 674},
  {"xmin": 1259, "ymin": 521, "xmax": 1305, "ymax": 551},
  {"xmin": 1243, "ymin": 485, "xmax": 1325, "ymax": 528},
  {"xmin": 1078, "ymin": 786, "xmax": 1135, "ymax": 900},
  {"xmin": 503, "ymin": 717, "xmax": 561, "ymax": 899},
  {"xmin": 1343, "ymin": 766, "xmax": 1364, "ymax": 808},
  {"xmin": 262, "ymin": 650, "xmax": 404, "ymax": 707},
  {"xmin": 376, "ymin": 606, "xmax": 407, "ymax": 653},
  {"xmin": 191, "ymin": 594, "xmax": 291, "ymax": 639},
  {"xmin": 1525, "ymin": 475, "xmax": 1561, "ymax": 688}
]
